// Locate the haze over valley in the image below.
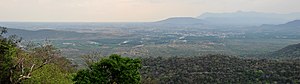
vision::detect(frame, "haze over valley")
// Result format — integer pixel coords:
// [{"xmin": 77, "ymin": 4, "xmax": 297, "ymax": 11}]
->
[
  {"xmin": 1, "ymin": 11, "xmax": 300, "ymax": 64},
  {"xmin": 1, "ymin": 0, "xmax": 300, "ymax": 83}
]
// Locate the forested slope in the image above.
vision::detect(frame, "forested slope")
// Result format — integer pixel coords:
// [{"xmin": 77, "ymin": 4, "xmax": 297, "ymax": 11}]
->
[
  {"xmin": 270, "ymin": 43, "xmax": 300, "ymax": 59},
  {"xmin": 141, "ymin": 55, "xmax": 300, "ymax": 83}
]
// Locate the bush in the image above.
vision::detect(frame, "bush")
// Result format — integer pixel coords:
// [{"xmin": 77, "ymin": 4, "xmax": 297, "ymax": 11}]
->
[{"xmin": 73, "ymin": 54, "xmax": 142, "ymax": 84}]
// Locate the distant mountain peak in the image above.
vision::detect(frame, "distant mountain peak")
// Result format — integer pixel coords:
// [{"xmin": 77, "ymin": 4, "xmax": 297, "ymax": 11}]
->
[
  {"xmin": 155, "ymin": 17, "xmax": 205, "ymax": 25},
  {"xmin": 159, "ymin": 17, "xmax": 201, "ymax": 21}
]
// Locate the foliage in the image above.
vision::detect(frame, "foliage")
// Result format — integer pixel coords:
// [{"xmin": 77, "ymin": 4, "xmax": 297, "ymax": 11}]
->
[
  {"xmin": 3, "ymin": 24, "xmax": 300, "ymax": 84},
  {"xmin": 0, "ymin": 26, "xmax": 19, "ymax": 83},
  {"xmin": 73, "ymin": 54, "xmax": 142, "ymax": 84},
  {"xmin": 15, "ymin": 42, "xmax": 75, "ymax": 84},
  {"xmin": 81, "ymin": 52, "xmax": 103, "ymax": 67},
  {"xmin": 141, "ymin": 55, "xmax": 300, "ymax": 83},
  {"xmin": 269, "ymin": 43, "xmax": 300, "ymax": 59},
  {"xmin": 0, "ymin": 27, "xmax": 75, "ymax": 84},
  {"xmin": 21, "ymin": 64, "xmax": 73, "ymax": 84}
]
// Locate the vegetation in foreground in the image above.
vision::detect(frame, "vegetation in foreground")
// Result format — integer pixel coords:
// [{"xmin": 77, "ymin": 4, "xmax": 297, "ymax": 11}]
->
[
  {"xmin": 1, "ymin": 26, "xmax": 300, "ymax": 84},
  {"xmin": 0, "ymin": 27, "xmax": 74, "ymax": 84},
  {"xmin": 73, "ymin": 54, "xmax": 142, "ymax": 84}
]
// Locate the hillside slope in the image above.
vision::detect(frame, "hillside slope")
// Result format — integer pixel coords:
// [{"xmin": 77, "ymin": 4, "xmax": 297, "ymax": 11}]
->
[
  {"xmin": 141, "ymin": 55, "xmax": 300, "ymax": 83},
  {"xmin": 257, "ymin": 20, "xmax": 300, "ymax": 35},
  {"xmin": 270, "ymin": 43, "xmax": 300, "ymax": 59}
]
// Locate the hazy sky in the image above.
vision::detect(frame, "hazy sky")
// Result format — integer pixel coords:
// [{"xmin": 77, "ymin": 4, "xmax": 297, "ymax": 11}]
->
[{"xmin": 0, "ymin": 0, "xmax": 299, "ymax": 22}]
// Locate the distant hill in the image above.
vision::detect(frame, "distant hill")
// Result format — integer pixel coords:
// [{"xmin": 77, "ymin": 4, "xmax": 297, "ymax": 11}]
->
[
  {"xmin": 151, "ymin": 17, "xmax": 208, "ymax": 28},
  {"xmin": 198, "ymin": 11, "xmax": 300, "ymax": 26},
  {"xmin": 269, "ymin": 43, "xmax": 300, "ymax": 59},
  {"xmin": 278, "ymin": 20, "xmax": 300, "ymax": 27},
  {"xmin": 155, "ymin": 17, "xmax": 206, "ymax": 25},
  {"xmin": 259, "ymin": 20, "xmax": 300, "ymax": 33},
  {"xmin": 6, "ymin": 28, "xmax": 96, "ymax": 40}
]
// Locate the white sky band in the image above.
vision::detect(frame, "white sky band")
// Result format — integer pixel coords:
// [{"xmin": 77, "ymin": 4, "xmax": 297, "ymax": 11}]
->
[{"xmin": 0, "ymin": 0, "xmax": 299, "ymax": 22}]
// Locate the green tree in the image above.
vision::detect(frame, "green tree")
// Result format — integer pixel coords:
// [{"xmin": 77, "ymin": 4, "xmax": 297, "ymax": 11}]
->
[
  {"xmin": 0, "ymin": 26, "xmax": 19, "ymax": 83},
  {"xmin": 73, "ymin": 54, "xmax": 142, "ymax": 84},
  {"xmin": 22, "ymin": 41, "xmax": 75, "ymax": 73},
  {"xmin": 0, "ymin": 27, "xmax": 75, "ymax": 84},
  {"xmin": 19, "ymin": 42, "xmax": 75, "ymax": 84},
  {"xmin": 21, "ymin": 64, "xmax": 73, "ymax": 84}
]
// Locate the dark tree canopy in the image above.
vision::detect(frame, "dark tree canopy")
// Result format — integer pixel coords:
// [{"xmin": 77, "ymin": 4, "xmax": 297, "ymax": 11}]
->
[
  {"xmin": 0, "ymin": 27, "xmax": 18, "ymax": 83},
  {"xmin": 73, "ymin": 54, "xmax": 142, "ymax": 84}
]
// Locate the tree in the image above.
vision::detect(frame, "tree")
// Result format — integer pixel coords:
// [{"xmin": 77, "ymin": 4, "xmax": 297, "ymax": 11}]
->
[
  {"xmin": 21, "ymin": 64, "xmax": 73, "ymax": 84},
  {"xmin": 0, "ymin": 26, "xmax": 20, "ymax": 83},
  {"xmin": 19, "ymin": 42, "xmax": 75, "ymax": 84},
  {"xmin": 73, "ymin": 54, "xmax": 142, "ymax": 84},
  {"xmin": 0, "ymin": 27, "xmax": 75, "ymax": 84}
]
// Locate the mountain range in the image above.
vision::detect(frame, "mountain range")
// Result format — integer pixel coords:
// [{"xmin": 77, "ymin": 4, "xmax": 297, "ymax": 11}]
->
[
  {"xmin": 156, "ymin": 11, "xmax": 300, "ymax": 26},
  {"xmin": 197, "ymin": 11, "xmax": 300, "ymax": 26},
  {"xmin": 3, "ymin": 18, "xmax": 300, "ymax": 40}
]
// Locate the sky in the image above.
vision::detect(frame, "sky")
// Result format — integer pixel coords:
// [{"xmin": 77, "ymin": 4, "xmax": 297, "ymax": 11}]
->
[{"xmin": 0, "ymin": 0, "xmax": 300, "ymax": 22}]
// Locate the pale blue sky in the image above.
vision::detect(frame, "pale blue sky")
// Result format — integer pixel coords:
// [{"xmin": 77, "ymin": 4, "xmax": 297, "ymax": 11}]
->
[{"xmin": 0, "ymin": 0, "xmax": 299, "ymax": 22}]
